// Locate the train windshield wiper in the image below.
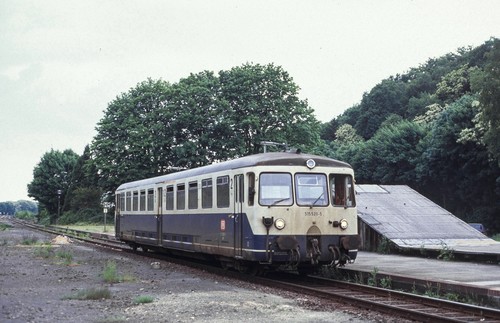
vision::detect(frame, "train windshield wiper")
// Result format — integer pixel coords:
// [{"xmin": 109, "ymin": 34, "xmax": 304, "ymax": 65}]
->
[
  {"xmin": 269, "ymin": 197, "xmax": 289, "ymax": 207},
  {"xmin": 309, "ymin": 192, "xmax": 324, "ymax": 208}
]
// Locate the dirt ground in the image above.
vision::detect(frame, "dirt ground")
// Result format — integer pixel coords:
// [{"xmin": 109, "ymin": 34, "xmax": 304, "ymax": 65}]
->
[{"xmin": 0, "ymin": 217, "xmax": 394, "ymax": 322}]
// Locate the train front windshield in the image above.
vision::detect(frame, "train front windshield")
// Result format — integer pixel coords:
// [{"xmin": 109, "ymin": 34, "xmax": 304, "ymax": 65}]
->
[
  {"xmin": 259, "ymin": 172, "xmax": 355, "ymax": 207},
  {"xmin": 295, "ymin": 174, "xmax": 328, "ymax": 206},
  {"xmin": 259, "ymin": 173, "xmax": 293, "ymax": 206}
]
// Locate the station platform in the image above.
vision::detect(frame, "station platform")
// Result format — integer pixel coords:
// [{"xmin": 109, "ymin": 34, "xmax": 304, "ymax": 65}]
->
[{"xmin": 344, "ymin": 251, "xmax": 500, "ymax": 307}]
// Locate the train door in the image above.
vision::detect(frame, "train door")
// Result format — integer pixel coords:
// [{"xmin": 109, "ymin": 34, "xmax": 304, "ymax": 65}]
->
[
  {"xmin": 115, "ymin": 193, "xmax": 121, "ymax": 238},
  {"xmin": 234, "ymin": 174, "xmax": 244, "ymax": 258},
  {"xmin": 156, "ymin": 187, "xmax": 163, "ymax": 246}
]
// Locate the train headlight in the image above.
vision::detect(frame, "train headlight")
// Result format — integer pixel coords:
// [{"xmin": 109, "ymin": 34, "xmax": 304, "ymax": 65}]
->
[
  {"xmin": 306, "ymin": 159, "xmax": 316, "ymax": 169},
  {"xmin": 339, "ymin": 219, "xmax": 348, "ymax": 230},
  {"xmin": 274, "ymin": 218, "xmax": 286, "ymax": 230}
]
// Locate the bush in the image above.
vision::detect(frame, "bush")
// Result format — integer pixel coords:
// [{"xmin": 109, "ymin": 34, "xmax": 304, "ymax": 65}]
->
[
  {"xmin": 58, "ymin": 208, "xmax": 102, "ymax": 225},
  {"xmin": 102, "ymin": 260, "xmax": 121, "ymax": 283},
  {"xmin": 21, "ymin": 235, "xmax": 39, "ymax": 245},
  {"xmin": 62, "ymin": 288, "xmax": 111, "ymax": 300},
  {"xmin": 34, "ymin": 245, "xmax": 53, "ymax": 258},
  {"xmin": 15, "ymin": 210, "xmax": 35, "ymax": 221},
  {"xmin": 55, "ymin": 249, "xmax": 74, "ymax": 265},
  {"xmin": 0, "ymin": 223, "xmax": 12, "ymax": 231},
  {"xmin": 38, "ymin": 210, "xmax": 51, "ymax": 226},
  {"xmin": 134, "ymin": 295, "xmax": 154, "ymax": 304}
]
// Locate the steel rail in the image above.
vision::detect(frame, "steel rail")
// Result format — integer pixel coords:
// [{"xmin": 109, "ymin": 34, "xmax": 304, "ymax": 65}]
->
[{"xmin": 263, "ymin": 275, "xmax": 500, "ymax": 322}]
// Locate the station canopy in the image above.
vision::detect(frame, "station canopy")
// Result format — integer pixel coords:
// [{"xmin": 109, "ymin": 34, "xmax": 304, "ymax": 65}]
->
[{"xmin": 355, "ymin": 185, "xmax": 500, "ymax": 255}]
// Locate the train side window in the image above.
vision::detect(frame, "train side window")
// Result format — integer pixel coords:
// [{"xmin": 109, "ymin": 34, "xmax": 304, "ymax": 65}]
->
[
  {"xmin": 133, "ymin": 191, "xmax": 139, "ymax": 211},
  {"xmin": 126, "ymin": 192, "xmax": 131, "ymax": 211},
  {"xmin": 188, "ymin": 181, "xmax": 198, "ymax": 209},
  {"xmin": 247, "ymin": 172, "xmax": 255, "ymax": 206},
  {"xmin": 147, "ymin": 189, "xmax": 154, "ymax": 211},
  {"xmin": 216, "ymin": 176, "xmax": 230, "ymax": 208},
  {"xmin": 202, "ymin": 178, "xmax": 213, "ymax": 209},
  {"xmin": 330, "ymin": 174, "xmax": 356, "ymax": 207},
  {"xmin": 166, "ymin": 186, "xmax": 174, "ymax": 210},
  {"xmin": 139, "ymin": 190, "xmax": 146, "ymax": 211},
  {"xmin": 177, "ymin": 183, "xmax": 185, "ymax": 210},
  {"xmin": 119, "ymin": 193, "xmax": 125, "ymax": 211}
]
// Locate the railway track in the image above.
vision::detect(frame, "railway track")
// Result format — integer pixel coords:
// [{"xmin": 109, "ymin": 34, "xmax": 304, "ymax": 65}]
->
[
  {"xmin": 11, "ymin": 219, "xmax": 500, "ymax": 322},
  {"xmin": 265, "ymin": 274, "xmax": 500, "ymax": 322}
]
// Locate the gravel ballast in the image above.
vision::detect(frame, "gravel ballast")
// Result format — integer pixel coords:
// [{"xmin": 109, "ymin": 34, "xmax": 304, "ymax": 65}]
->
[{"xmin": 0, "ymin": 218, "xmax": 390, "ymax": 322}]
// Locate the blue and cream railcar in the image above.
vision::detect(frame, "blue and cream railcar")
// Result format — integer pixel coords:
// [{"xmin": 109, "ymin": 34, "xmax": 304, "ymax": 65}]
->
[{"xmin": 115, "ymin": 152, "xmax": 359, "ymax": 272}]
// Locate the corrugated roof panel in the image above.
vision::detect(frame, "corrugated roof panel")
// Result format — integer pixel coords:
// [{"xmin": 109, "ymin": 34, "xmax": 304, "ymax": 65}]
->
[
  {"xmin": 356, "ymin": 184, "xmax": 500, "ymax": 249},
  {"xmin": 356, "ymin": 185, "xmax": 389, "ymax": 194}
]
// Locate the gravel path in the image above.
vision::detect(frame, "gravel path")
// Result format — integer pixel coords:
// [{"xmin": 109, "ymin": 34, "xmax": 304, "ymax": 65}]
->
[{"xmin": 0, "ymin": 217, "xmax": 392, "ymax": 322}]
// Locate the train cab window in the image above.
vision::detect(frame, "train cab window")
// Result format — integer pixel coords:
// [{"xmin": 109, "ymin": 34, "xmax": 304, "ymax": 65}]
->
[
  {"xmin": 259, "ymin": 173, "xmax": 293, "ymax": 206},
  {"xmin": 166, "ymin": 186, "xmax": 174, "ymax": 210},
  {"xmin": 330, "ymin": 174, "xmax": 356, "ymax": 207},
  {"xmin": 139, "ymin": 190, "xmax": 146, "ymax": 211},
  {"xmin": 147, "ymin": 189, "xmax": 154, "ymax": 211},
  {"xmin": 133, "ymin": 191, "xmax": 139, "ymax": 211},
  {"xmin": 295, "ymin": 174, "xmax": 328, "ymax": 207},
  {"xmin": 177, "ymin": 184, "xmax": 185, "ymax": 210},
  {"xmin": 188, "ymin": 181, "xmax": 198, "ymax": 209},
  {"xmin": 202, "ymin": 178, "xmax": 213, "ymax": 209},
  {"xmin": 126, "ymin": 192, "xmax": 131, "ymax": 211},
  {"xmin": 216, "ymin": 176, "xmax": 230, "ymax": 208}
]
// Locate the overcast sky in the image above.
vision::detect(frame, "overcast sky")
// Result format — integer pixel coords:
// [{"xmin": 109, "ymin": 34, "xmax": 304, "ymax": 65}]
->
[{"xmin": 1, "ymin": 0, "xmax": 499, "ymax": 202}]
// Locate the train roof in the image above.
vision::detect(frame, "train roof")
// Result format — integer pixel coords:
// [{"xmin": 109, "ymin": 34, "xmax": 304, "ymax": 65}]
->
[{"xmin": 116, "ymin": 152, "xmax": 352, "ymax": 191}]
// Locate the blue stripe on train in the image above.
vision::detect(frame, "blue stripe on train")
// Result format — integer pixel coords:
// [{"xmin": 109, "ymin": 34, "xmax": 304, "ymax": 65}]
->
[{"xmin": 118, "ymin": 212, "xmax": 344, "ymax": 262}]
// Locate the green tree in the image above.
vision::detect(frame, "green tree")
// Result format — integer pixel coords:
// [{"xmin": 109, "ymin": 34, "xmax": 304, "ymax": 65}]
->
[
  {"xmin": 435, "ymin": 65, "xmax": 477, "ymax": 103},
  {"xmin": 334, "ymin": 124, "xmax": 363, "ymax": 145},
  {"xmin": 92, "ymin": 78, "xmax": 173, "ymax": 194},
  {"xmin": 353, "ymin": 79, "xmax": 408, "ymax": 139},
  {"xmin": 417, "ymin": 95, "xmax": 500, "ymax": 227},
  {"xmin": 27, "ymin": 149, "xmax": 79, "ymax": 223},
  {"xmin": 14, "ymin": 200, "xmax": 38, "ymax": 214},
  {"xmin": 92, "ymin": 64, "xmax": 321, "ymax": 195},
  {"xmin": 0, "ymin": 202, "xmax": 15, "ymax": 215},
  {"xmin": 353, "ymin": 120, "xmax": 426, "ymax": 184},
  {"xmin": 219, "ymin": 63, "xmax": 321, "ymax": 154},
  {"xmin": 169, "ymin": 71, "xmax": 234, "ymax": 167},
  {"xmin": 60, "ymin": 145, "xmax": 103, "ymax": 223},
  {"xmin": 471, "ymin": 38, "xmax": 500, "ymax": 165}
]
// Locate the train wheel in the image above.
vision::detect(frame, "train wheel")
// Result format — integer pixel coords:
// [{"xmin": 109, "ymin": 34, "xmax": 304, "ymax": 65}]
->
[
  {"xmin": 248, "ymin": 265, "xmax": 260, "ymax": 276},
  {"xmin": 220, "ymin": 261, "xmax": 230, "ymax": 271},
  {"xmin": 141, "ymin": 246, "xmax": 149, "ymax": 253}
]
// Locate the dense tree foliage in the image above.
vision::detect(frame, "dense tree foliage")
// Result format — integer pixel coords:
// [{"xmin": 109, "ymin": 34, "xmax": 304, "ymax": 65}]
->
[
  {"xmin": 218, "ymin": 64, "xmax": 320, "ymax": 155},
  {"xmin": 91, "ymin": 63, "xmax": 320, "ymax": 194},
  {"xmin": 320, "ymin": 38, "xmax": 500, "ymax": 234},
  {"xmin": 471, "ymin": 40, "xmax": 500, "ymax": 164},
  {"xmin": 91, "ymin": 78, "xmax": 173, "ymax": 193},
  {"xmin": 0, "ymin": 200, "xmax": 37, "ymax": 215},
  {"xmin": 27, "ymin": 149, "xmax": 79, "ymax": 223}
]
